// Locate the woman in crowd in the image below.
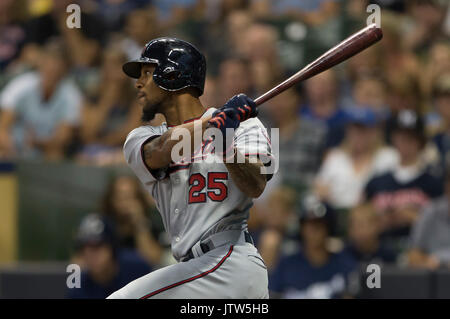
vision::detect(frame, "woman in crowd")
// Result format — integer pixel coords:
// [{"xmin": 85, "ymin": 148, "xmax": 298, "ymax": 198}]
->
[{"xmin": 101, "ymin": 174, "xmax": 167, "ymax": 267}]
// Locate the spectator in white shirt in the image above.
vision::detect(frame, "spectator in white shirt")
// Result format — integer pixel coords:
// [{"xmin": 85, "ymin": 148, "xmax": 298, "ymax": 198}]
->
[
  {"xmin": 315, "ymin": 107, "xmax": 398, "ymax": 211},
  {"xmin": 0, "ymin": 39, "xmax": 82, "ymax": 159}
]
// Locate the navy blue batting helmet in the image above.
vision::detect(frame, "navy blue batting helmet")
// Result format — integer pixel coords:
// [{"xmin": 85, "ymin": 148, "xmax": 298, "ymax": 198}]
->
[{"xmin": 122, "ymin": 37, "xmax": 207, "ymax": 96}]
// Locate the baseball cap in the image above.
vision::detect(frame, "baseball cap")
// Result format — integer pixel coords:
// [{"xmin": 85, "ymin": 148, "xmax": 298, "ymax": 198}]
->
[
  {"xmin": 391, "ymin": 109, "xmax": 426, "ymax": 145},
  {"xmin": 392, "ymin": 109, "xmax": 424, "ymax": 132},
  {"xmin": 75, "ymin": 214, "xmax": 117, "ymax": 250},
  {"xmin": 299, "ymin": 194, "xmax": 330, "ymax": 222},
  {"xmin": 345, "ymin": 106, "xmax": 378, "ymax": 127}
]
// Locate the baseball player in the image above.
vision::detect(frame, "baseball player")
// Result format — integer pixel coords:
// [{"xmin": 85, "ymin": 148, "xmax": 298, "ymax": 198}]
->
[{"xmin": 107, "ymin": 38, "xmax": 274, "ymax": 299}]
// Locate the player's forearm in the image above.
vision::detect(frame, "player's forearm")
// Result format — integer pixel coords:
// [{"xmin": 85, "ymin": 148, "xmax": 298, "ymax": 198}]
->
[
  {"xmin": 225, "ymin": 150, "xmax": 266, "ymax": 198},
  {"xmin": 143, "ymin": 117, "xmax": 211, "ymax": 169}
]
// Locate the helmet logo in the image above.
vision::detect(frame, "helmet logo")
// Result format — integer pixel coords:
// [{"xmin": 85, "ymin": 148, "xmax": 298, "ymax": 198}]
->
[{"xmin": 162, "ymin": 66, "xmax": 180, "ymax": 80}]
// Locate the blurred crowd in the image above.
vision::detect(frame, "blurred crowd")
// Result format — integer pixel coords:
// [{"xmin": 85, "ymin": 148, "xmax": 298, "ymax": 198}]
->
[{"xmin": 0, "ymin": 0, "xmax": 449, "ymax": 299}]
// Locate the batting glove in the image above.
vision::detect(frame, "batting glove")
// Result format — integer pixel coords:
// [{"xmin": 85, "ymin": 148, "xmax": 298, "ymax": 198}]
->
[
  {"xmin": 208, "ymin": 108, "xmax": 239, "ymax": 161},
  {"xmin": 224, "ymin": 94, "xmax": 258, "ymax": 122}
]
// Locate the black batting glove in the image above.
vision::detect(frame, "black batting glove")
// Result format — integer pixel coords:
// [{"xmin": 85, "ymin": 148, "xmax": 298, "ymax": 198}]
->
[
  {"xmin": 208, "ymin": 108, "xmax": 240, "ymax": 132},
  {"xmin": 208, "ymin": 108, "xmax": 239, "ymax": 161},
  {"xmin": 224, "ymin": 94, "xmax": 258, "ymax": 122}
]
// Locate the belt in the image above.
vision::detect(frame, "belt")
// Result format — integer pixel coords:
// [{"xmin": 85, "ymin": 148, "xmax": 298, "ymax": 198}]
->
[{"xmin": 181, "ymin": 231, "xmax": 254, "ymax": 262}]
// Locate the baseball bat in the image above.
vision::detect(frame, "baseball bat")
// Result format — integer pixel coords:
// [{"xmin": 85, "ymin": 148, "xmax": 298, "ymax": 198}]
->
[{"xmin": 253, "ymin": 23, "xmax": 383, "ymax": 106}]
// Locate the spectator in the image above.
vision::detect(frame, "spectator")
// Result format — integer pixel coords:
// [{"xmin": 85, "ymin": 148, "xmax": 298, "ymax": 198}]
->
[
  {"xmin": 240, "ymin": 23, "xmax": 283, "ymax": 95},
  {"xmin": 269, "ymin": 198, "xmax": 356, "ymax": 299},
  {"xmin": 266, "ymin": 89, "xmax": 325, "ymax": 195},
  {"xmin": 404, "ymin": 0, "xmax": 449, "ymax": 55},
  {"xmin": 23, "ymin": 0, "xmax": 106, "ymax": 69},
  {"xmin": 380, "ymin": 13, "xmax": 420, "ymax": 89},
  {"xmin": 77, "ymin": 46, "xmax": 142, "ymax": 165},
  {"xmin": 224, "ymin": 10, "xmax": 254, "ymax": 57},
  {"xmin": 351, "ymin": 74, "xmax": 388, "ymax": 118},
  {"xmin": 408, "ymin": 168, "xmax": 450, "ymax": 270},
  {"xmin": 120, "ymin": 8, "xmax": 160, "ymax": 62},
  {"xmin": 346, "ymin": 43, "xmax": 382, "ymax": 84},
  {"xmin": 315, "ymin": 107, "xmax": 398, "ymax": 212},
  {"xmin": 430, "ymin": 74, "xmax": 450, "ymax": 172},
  {"xmin": 384, "ymin": 73, "xmax": 423, "ymax": 144},
  {"xmin": 343, "ymin": 203, "xmax": 397, "ymax": 265},
  {"xmin": 92, "ymin": 0, "xmax": 149, "ymax": 32},
  {"xmin": 199, "ymin": 75, "xmax": 218, "ymax": 108},
  {"xmin": 215, "ymin": 0, "xmax": 250, "ymax": 25},
  {"xmin": 67, "ymin": 214, "xmax": 152, "ymax": 299},
  {"xmin": 0, "ymin": 39, "xmax": 82, "ymax": 159},
  {"xmin": 0, "ymin": 0, "xmax": 27, "ymax": 75},
  {"xmin": 255, "ymin": 0, "xmax": 340, "ymax": 27},
  {"xmin": 257, "ymin": 186, "xmax": 298, "ymax": 271},
  {"xmin": 153, "ymin": 0, "xmax": 197, "ymax": 25},
  {"xmin": 421, "ymin": 41, "xmax": 450, "ymax": 104},
  {"xmin": 300, "ymin": 69, "xmax": 348, "ymax": 148},
  {"xmin": 102, "ymin": 174, "xmax": 167, "ymax": 267},
  {"xmin": 217, "ymin": 56, "xmax": 254, "ymax": 104},
  {"xmin": 365, "ymin": 110, "xmax": 444, "ymax": 246}
]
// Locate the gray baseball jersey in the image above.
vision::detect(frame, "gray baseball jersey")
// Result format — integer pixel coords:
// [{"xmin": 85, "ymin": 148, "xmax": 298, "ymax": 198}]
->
[
  {"xmin": 109, "ymin": 107, "xmax": 273, "ymax": 298},
  {"xmin": 123, "ymin": 107, "xmax": 272, "ymax": 261}
]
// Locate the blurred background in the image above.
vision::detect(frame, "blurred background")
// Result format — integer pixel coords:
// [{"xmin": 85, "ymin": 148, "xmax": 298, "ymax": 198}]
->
[{"xmin": 0, "ymin": 0, "xmax": 449, "ymax": 299}]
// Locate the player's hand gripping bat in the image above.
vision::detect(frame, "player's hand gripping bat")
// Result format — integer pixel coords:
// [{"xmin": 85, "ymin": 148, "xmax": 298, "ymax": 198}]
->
[{"xmin": 253, "ymin": 23, "xmax": 383, "ymax": 106}]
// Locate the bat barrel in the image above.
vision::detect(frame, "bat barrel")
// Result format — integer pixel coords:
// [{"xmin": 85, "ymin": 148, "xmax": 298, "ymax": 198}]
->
[{"xmin": 254, "ymin": 24, "xmax": 383, "ymax": 106}]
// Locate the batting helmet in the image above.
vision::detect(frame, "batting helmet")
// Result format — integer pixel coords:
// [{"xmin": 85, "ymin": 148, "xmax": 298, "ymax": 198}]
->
[{"xmin": 122, "ymin": 37, "xmax": 207, "ymax": 96}]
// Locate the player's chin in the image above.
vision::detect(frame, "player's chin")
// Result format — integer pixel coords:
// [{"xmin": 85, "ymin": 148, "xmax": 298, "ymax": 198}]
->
[{"xmin": 138, "ymin": 96, "xmax": 147, "ymax": 105}]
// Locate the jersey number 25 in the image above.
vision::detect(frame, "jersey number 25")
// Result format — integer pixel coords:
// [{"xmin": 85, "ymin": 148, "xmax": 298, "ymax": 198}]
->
[{"xmin": 188, "ymin": 172, "xmax": 228, "ymax": 203}]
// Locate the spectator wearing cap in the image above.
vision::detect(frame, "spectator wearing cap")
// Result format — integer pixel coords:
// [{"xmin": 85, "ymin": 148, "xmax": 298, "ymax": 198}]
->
[
  {"xmin": 315, "ymin": 106, "xmax": 398, "ymax": 226},
  {"xmin": 269, "ymin": 196, "xmax": 356, "ymax": 299},
  {"xmin": 67, "ymin": 214, "xmax": 152, "ymax": 299},
  {"xmin": 408, "ymin": 168, "xmax": 450, "ymax": 270},
  {"xmin": 0, "ymin": 39, "xmax": 82, "ymax": 159},
  {"xmin": 364, "ymin": 109, "xmax": 444, "ymax": 251}
]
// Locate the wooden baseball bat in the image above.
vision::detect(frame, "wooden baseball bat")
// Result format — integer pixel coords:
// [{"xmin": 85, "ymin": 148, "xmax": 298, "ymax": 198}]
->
[{"xmin": 253, "ymin": 23, "xmax": 383, "ymax": 106}]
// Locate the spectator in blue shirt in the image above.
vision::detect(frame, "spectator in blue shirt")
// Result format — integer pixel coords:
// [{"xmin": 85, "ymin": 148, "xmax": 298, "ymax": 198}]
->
[
  {"xmin": 67, "ymin": 214, "xmax": 152, "ymax": 299},
  {"xmin": 300, "ymin": 69, "xmax": 348, "ymax": 149},
  {"xmin": 269, "ymin": 197, "xmax": 356, "ymax": 299}
]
